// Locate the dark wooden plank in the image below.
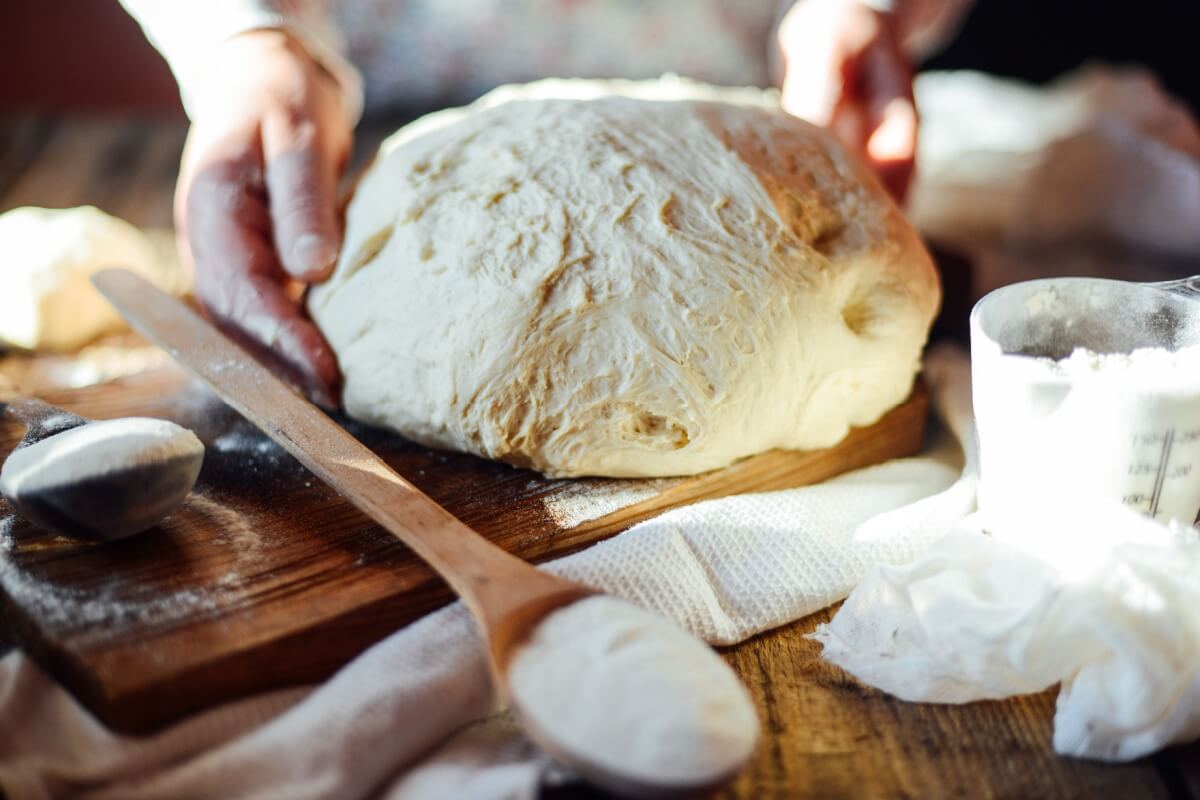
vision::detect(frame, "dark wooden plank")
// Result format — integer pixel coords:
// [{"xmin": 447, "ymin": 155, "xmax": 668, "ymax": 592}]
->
[
  {"xmin": 1158, "ymin": 744, "xmax": 1200, "ymax": 799},
  {"xmin": 713, "ymin": 608, "xmax": 1175, "ymax": 800}
]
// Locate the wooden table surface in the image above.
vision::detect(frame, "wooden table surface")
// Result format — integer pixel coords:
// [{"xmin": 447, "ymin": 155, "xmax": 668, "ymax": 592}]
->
[{"xmin": 2, "ymin": 114, "xmax": 1198, "ymax": 799}]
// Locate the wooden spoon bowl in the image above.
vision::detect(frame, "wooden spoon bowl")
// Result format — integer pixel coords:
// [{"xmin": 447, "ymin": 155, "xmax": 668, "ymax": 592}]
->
[{"xmin": 0, "ymin": 396, "xmax": 205, "ymax": 541}]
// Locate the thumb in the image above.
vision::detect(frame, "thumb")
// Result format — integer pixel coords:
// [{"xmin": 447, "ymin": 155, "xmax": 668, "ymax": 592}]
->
[
  {"xmin": 866, "ymin": 96, "xmax": 917, "ymax": 201},
  {"xmin": 866, "ymin": 96, "xmax": 916, "ymax": 164},
  {"xmin": 857, "ymin": 31, "xmax": 917, "ymax": 202}
]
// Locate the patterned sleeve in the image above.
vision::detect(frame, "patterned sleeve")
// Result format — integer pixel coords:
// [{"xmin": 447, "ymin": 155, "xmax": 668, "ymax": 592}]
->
[{"xmin": 117, "ymin": 0, "xmax": 363, "ymax": 123}]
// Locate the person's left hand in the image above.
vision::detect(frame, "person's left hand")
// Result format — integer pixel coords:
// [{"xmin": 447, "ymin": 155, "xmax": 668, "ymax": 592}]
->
[
  {"xmin": 775, "ymin": 0, "xmax": 917, "ymax": 203},
  {"xmin": 176, "ymin": 30, "xmax": 351, "ymax": 407}
]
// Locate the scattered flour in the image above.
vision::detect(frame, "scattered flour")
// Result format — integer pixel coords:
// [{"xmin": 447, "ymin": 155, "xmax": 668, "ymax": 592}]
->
[
  {"xmin": 506, "ymin": 595, "xmax": 758, "ymax": 789},
  {"xmin": 0, "ymin": 564, "xmax": 216, "ymax": 637},
  {"xmin": 1033, "ymin": 344, "xmax": 1200, "ymax": 380},
  {"xmin": 0, "ymin": 514, "xmax": 217, "ymax": 638},
  {"xmin": 212, "ymin": 430, "xmax": 283, "ymax": 458},
  {"xmin": 541, "ymin": 477, "xmax": 684, "ymax": 529},
  {"xmin": 0, "ymin": 515, "xmax": 15, "ymax": 553},
  {"xmin": 0, "ymin": 491, "xmax": 270, "ymax": 644},
  {"xmin": 183, "ymin": 494, "xmax": 269, "ymax": 591}
]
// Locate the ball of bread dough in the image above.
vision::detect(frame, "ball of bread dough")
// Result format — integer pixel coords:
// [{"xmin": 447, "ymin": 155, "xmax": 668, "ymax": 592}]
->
[
  {"xmin": 0, "ymin": 206, "xmax": 173, "ymax": 351},
  {"xmin": 310, "ymin": 78, "xmax": 939, "ymax": 478}
]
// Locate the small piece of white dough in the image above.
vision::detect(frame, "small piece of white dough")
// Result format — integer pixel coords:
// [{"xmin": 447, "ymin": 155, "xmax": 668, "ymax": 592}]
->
[{"xmin": 0, "ymin": 206, "xmax": 177, "ymax": 351}]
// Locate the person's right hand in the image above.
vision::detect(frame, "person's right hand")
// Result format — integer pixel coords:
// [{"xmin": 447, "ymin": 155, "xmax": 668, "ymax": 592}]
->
[
  {"xmin": 777, "ymin": 0, "xmax": 917, "ymax": 203},
  {"xmin": 177, "ymin": 29, "xmax": 351, "ymax": 407}
]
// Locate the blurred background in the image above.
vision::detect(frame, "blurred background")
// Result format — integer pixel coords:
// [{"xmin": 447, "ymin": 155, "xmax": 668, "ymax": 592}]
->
[
  {"xmin": 2, "ymin": 0, "xmax": 1198, "ymax": 350},
  {"xmin": 1, "ymin": 0, "xmax": 1198, "ymax": 329},
  {"xmin": 1, "ymin": 3, "xmax": 182, "ymax": 116},
  {"xmin": 2, "ymin": 0, "xmax": 1197, "ymax": 118}
]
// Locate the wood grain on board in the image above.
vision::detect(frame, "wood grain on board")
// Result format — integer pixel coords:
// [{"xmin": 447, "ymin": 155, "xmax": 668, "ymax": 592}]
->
[
  {"xmin": 716, "ymin": 607, "xmax": 1193, "ymax": 800},
  {"xmin": 0, "ymin": 363, "xmax": 927, "ymax": 732}
]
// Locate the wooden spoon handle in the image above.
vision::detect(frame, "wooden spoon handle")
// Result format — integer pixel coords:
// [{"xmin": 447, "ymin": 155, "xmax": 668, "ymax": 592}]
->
[
  {"xmin": 92, "ymin": 268, "xmax": 583, "ymax": 631},
  {"xmin": 0, "ymin": 373, "xmax": 17, "ymax": 403},
  {"xmin": 2, "ymin": 397, "xmax": 90, "ymax": 451}
]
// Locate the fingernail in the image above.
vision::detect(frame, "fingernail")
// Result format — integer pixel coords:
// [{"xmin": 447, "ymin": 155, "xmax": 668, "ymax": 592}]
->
[
  {"xmin": 310, "ymin": 384, "xmax": 339, "ymax": 410},
  {"xmin": 291, "ymin": 233, "xmax": 339, "ymax": 278}
]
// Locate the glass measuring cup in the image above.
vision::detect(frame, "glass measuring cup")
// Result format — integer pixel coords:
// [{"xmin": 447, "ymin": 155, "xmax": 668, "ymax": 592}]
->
[{"xmin": 970, "ymin": 276, "xmax": 1200, "ymax": 526}]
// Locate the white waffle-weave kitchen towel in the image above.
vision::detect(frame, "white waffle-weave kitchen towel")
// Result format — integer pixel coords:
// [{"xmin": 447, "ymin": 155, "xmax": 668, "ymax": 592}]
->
[{"xmin": 0, "ymin": 346, "xmax": 976, "ymax": 800}]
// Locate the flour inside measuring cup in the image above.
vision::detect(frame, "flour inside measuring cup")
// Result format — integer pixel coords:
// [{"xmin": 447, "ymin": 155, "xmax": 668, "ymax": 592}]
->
[
  {"xmin": 1030, "ymin": 344, "xmax": 1200, "ymax": 380},
  {"xmin": 976, "ymin": 343, "xmax": 1200, "ymax": 527}
]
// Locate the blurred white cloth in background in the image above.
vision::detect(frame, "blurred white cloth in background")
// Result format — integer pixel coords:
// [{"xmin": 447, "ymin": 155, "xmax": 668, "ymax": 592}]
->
[
  {"xmin": 0, "ymin": 349, "xmax": 974, "ymax": 799},
  {"xmin": 910, "ymin": 66, "xmax": 1200, "ymax": 259}
]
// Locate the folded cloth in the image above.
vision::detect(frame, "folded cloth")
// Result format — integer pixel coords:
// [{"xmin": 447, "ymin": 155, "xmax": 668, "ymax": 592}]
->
[
  {"xmin": 0, "ymin": 349, "xmax": 975, "ymax": 800},
  {"xmin": 815, "ymin": 461, "xmax": 1200, "ymax": 762}
]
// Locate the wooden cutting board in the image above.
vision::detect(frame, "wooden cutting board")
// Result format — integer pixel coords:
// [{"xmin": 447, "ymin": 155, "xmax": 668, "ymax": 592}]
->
[{"xmin": 0, "ymin": 363, "xmax": 926, "ymax": 733}]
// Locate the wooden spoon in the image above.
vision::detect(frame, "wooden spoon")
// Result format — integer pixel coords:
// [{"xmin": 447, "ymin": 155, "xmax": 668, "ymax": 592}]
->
[
  {"xmin": 0, "ymin": 385, "xmax": 204, "ymax": 541},
  {"xmin": 94, "ymin": 268, "xmax": 755, "ymax": 797}
]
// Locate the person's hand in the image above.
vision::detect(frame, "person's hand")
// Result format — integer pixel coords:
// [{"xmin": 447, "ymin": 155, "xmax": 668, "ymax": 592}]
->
[
  {"xmin": 776, "ymin": 0, "xmax": 917, "ymax": 202},
  {"xmin": 177, "ymin": 29, "xmax": 351, "ymax": 407}
]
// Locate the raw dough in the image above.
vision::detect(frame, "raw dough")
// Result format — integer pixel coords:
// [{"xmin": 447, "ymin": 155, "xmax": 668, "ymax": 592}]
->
[
  {"xmin": 310, "ymin": 78, "xmax": 939, "ymax": 477},
  {"xmin": 0, "ymin": 206, "xmax": 179, "ymax": 351}
]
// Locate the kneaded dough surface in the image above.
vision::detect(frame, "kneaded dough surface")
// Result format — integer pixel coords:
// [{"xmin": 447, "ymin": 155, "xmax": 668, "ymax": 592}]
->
[{"xmin": 310, "ymin": 78, "xmax": 939, "ymax": 478}]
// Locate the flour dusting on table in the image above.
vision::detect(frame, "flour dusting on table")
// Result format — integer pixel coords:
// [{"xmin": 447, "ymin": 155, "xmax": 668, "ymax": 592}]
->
[
  {"xmin": 0, "ymin": 513, "xmax": 219, "ymax": 639},
  {"xmin": 0, "ymin": 515, "xmax": 15, "ymax": 553},
  {"xmin": 543, "ymin": 477, "xmax": 684, "ymax": 529}
]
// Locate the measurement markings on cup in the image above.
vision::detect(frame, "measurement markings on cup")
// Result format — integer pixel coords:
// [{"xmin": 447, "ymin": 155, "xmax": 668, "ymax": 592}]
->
[
  {"xmin": 1149, "ymin": 429, "xmax": 1174, "ymax": 518},
  {"xmin": 1125, "ymin": 429, "xmax": 1196, "ymax": 519}
]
